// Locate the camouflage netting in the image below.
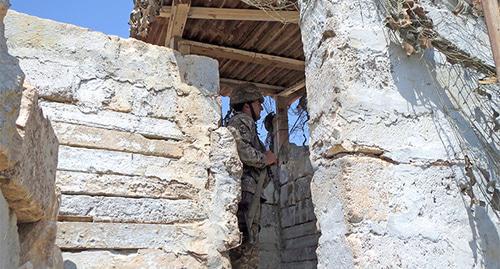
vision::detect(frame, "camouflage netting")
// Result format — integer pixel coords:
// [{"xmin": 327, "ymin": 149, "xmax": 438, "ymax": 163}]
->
[
  {"xmin": 241, "ymin": 0, "xmax": 298, "ymax": 10},
  {"xmin": 129, "ymin": 0, "xmax": 161, "ymax": 38},
  {"xmin": 382, "ymin": 0, "xmax": 496, "ymax": 79}
]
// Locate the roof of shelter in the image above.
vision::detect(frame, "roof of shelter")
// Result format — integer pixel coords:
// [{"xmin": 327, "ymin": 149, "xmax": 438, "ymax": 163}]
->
[{"xmin": 130, "ymin": 0, "xmax": 305, "ymax": 100}]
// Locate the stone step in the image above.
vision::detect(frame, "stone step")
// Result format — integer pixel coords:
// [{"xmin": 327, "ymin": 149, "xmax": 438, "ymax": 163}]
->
[
  {"xmin": 56, "ymin": 222, "xmax": 207, "ymax": 251},
  {"xmin": 56, "ymin": 171, "xmax": 199, "ymax": 200},
  {"xmin": 59, "ymin": 194, "xmax": 206, "ymax": 224},
  {"xmin": 39, "ymin": 101, "xmax": 183, "ymax": 140},
  {"xmin": 51, "ymin": 122, "xmax": 183, "ymax": 158}
]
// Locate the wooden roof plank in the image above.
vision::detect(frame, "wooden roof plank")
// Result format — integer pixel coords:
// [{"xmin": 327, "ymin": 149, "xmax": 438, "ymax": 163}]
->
[
  {"xmin": 178, "ymin": 39, "xmax": 305, "ymax": 71},
  {"xmin": 220, "ymin": 78, "xmax": 284, "ymax": 96},
  {"xmin": 160, "ymin": 6, "xmax": 299, "ymax": 23},
  {"xmin": 165, "ymin": 0, "xmax": 191, "ymax": 47},
  {"xmin": 279, "ymin": 80, "xmax": 305, "ymax": 97}
]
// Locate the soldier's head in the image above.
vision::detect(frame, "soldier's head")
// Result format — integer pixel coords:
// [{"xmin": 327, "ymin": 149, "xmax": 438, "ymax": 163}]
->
[{"xmin": 230, "ymin": 83, "xmax": 264, "ymax": 121}]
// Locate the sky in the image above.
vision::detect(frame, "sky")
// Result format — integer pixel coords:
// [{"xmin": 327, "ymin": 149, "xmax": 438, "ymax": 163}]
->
[{"xmin": 11, "ymin": 0, "xmax": 309, "ymax": 146}]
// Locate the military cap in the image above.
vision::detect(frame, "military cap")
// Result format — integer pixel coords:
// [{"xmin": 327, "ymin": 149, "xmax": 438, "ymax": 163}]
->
[{"xmin": 230, "ymin": 83, "xmax": 264, "ymax": 106}]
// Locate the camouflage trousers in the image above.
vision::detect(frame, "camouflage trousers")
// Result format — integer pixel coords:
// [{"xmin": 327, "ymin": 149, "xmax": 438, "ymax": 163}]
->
[{"xmin": 229, "ymin": 191, "xmax": 261, "ymax": 269}]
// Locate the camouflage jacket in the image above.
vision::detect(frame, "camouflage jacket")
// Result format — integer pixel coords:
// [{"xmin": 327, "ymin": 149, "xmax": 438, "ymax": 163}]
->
[{"xmin": 227, "ymin": 112, "xmax": 268, "ymax": 194}]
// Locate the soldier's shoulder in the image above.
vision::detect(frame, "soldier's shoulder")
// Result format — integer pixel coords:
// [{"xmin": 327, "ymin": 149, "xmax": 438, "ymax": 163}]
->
[{"xmin": 228, "ymin": 113, "xmax": 254, "ymax": 129}]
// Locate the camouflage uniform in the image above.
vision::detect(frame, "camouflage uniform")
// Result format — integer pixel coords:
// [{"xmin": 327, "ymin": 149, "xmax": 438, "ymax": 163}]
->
[{"xmin": 227, "ymin": 86, "xmax": 270, "ymax": 269}]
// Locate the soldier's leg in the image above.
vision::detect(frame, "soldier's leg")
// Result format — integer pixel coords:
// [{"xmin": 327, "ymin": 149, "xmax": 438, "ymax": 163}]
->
[{"xmin": 230, "ymin": 192, "xmax": 260, "ymax": 269}]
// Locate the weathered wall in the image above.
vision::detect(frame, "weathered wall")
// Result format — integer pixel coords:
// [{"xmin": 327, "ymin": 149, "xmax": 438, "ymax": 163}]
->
[
  {"xmin": 6, "ymin": 10, "xmax": 242, "ymax": 268},
  {"xmin": 0, "ymin": 1, "xmax": 20, "ymax": 265},
  {"xmin": 1, "ymin": 2, "xmax": 61, "ymax": 268},
  {"xmin": 279, "ymin": 144, "xmax": 319, "ymax": 268},
  {"xmin": 299, "ymin": 0, "xmax": 499, "ymax": 268}
]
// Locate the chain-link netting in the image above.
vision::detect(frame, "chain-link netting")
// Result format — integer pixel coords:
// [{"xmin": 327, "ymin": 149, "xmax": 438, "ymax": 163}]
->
[{"xmin": 376, "ymin": 0, "xmax": 499, "ymax": 215}]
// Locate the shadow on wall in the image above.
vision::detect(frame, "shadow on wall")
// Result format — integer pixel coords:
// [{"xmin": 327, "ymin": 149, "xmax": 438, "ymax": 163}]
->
[{"xmin": 388, "ymin": 43, "xmax": 500, "ymax": 268}]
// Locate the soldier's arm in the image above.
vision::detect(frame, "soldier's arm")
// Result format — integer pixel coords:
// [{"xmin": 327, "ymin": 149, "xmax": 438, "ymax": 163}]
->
[{"xmin": 230, "ymin": 121, "xmax": 267, "ymax": 169}]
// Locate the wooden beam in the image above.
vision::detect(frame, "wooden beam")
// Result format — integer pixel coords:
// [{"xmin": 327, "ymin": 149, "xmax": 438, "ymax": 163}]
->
[
  {"xmin": 274, "ymin": 96, "xmax": 289, "ymax": 155},
  {"xmin": 481, "ymin": 0, "xmax": 500, "ymax": 82},
  {"xmin": 164, "ymin": 0, "xmax": 191, "ymax": 48},
  {"xmin": 220, "ymin": 78, "xmax": 284, "ymax": 96},
  {"xmin": 287, "ymin": 88, "xmax": 306, "ymax": 106},
  {"xmin": 178, "ymin": 39, "xmax": 305, "ymax": 71},
  {"xmin": 160, "ymin": 7, "xmax": 299, "ymax": 23},
  {"xmin": 279, "ymin": 80, "xmax": 305, "ymax": 98}
]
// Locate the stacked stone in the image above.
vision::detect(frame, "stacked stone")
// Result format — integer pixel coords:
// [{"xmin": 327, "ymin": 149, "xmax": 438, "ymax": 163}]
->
[
  {"xmin": 5, "ymin": 11, "xmax": 242, "ymax": 268},
  {"xmin": 279, "ymin": 145, "xmax": 319, "ymax": 268},
  {"xmin": 1, "ymin": 1, "xmax": 61, "ymax": 268},
  {"xmin": 299, "ymin": 0, "xmax": 500, "ymax": 268}
]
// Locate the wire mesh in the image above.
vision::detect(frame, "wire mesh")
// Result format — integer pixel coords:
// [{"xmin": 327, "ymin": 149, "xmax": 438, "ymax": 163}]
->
[{"xmin": 376, "ymin": 0, "xmax": 499, "ymax": 215}]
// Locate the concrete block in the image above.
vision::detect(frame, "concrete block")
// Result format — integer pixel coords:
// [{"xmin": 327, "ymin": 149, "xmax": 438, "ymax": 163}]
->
[
  {"xmin": 59, "ymin": 194, "xmax": 206, "ymax": 224},
  {"xmin": 281, "ymin": 246, "xmax": 317, "ymax": 263},
  {"xmin": 281, "ymin": 199, "xmax": 316, "ymax": 228},
  {"xmin": 51, "ymin": 122, "xmax": 183, "ymax": 158},
  {"xmin": 39, "ymin": 101, "xmax": 183, "ymax": 140},
  {"xmin": 281, "ymin": 260, "xmax": 317, "ymax": 269},
  {"xmin": 282, "ymin": 221, "xmax": 319, "ymax": 240},
  {"xmin": 62, "ymin": 249, "xmax": 205, "ymax": 269},
  {"xmin": 284, "ymin": 233, "xmax": 320, "ymax": 250},
  {"xmin": 56, "ymin": 222, "xmax": 206, "ymax": 251},
  {"xmin": 56, "ymin": 170, "xmax": 199, "ymax": 199},
  {"xmin": 57, "ymin": 146, "xmax": 173, "ymax": 178}
]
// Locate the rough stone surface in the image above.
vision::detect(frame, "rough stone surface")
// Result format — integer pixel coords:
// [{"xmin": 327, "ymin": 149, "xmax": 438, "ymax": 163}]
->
[
  {"xmin": 279, "ymin": 144, "xmax": 319, "ymax": 268},
  {"xmin": 0, "ymin": 189, "xmax": 20, "ymax": 269},
  {"xmin": 5, "ymin": 10, "xmax": 240, "ymax": 268},
  {"xmin": 59, "ymin": 194, "xmax": 206, "ymax": 224},
  {"xmin": 0, "ymin": 0, "xmax": 22, "ymax": 171},
  {"xmin": 62, "ymin": 249, "xmax": 205, "ymax": 269},
  {"xmin": 0, "ymin": 87, "xmax": 59, "ymax": 223},
  {"xmin": 51, "ymin": 121, "xmax": 183, "ymax": 158},
  {"xmin": 56, "ymin": 170, "xmax": 198, "ymax": 199},
  {"xmin": 299, "ymin": 0, "xmax": 500, "ymax": 268}
]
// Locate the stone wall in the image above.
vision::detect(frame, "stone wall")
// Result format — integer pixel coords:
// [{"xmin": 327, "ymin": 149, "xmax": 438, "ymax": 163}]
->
[
  {"xmin": 279, "ymin": 145, "xmax": 319, "ymax": 268},
  {"xmin": 6, "ymin": 11, "xmax": 242, "ymax": 268},
  {"xmin": 1, "ymin": 2, "xmax": 61, "ymax": 268},
  {"xmin": 299, "ymin": 0, "xmax": 499, "ymax": 268},
  {"xmin": 0, "ymin": 1, "xmax": 20, "ymax": 264}
]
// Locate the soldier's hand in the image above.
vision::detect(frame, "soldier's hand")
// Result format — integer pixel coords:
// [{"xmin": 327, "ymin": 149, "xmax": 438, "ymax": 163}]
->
[{"xmin": 264, "ymin": 151, "xmax": 277, "ymax": 166}]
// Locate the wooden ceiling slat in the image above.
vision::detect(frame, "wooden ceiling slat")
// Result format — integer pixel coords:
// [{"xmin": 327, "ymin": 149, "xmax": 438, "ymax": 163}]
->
[
  {"xmin": 262, "ymin": 68, "xmax": 289, "ymax": 85},
  {"xmin": 164, "ymin": 0, "xmax": 192, "ymax": 47},
  {"xmin": 141, "ymin": 1, "xmax": 305, "ymax": 91},
  {"xmin": 160, "ymin": 7, "xmax": 299, "ymax": 23},
  {"xmin": 246, "ymin": 65, "xmax": 276, "ymax": 82},
  {"xmin": 178, "ymin": 39, "xmax": 305, "ymax": 71}
]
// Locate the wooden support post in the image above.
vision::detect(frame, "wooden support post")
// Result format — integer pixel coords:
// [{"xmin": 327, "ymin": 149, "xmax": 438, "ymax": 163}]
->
[
  {"xmin": 274, "ymin": 97, "xmax": 289, "ymax": 156},
  {"xmin": 481, "ymin": 0, "xmax": 500, "ymax": 81},
  {"xmin": 165, "ymin": 0, "xmax": 191, "ymax": 48}
]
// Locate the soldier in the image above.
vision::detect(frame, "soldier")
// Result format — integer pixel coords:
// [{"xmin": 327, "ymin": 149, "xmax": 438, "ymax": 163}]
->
[{"xmin": 226, "ymin": 83, "xmax": 277, "ymax": 269}]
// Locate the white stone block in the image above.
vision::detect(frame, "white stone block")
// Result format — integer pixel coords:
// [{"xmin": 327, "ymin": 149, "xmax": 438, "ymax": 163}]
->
[
  {"xmin": 56, "ymin": 222, "xmax": 206, "ymax": 251},
  {"xmin": 56, "ymin": 170, "xmax": 198, "ymax": 199},
  {"xmin": 51, "ymin": 122, "xmax": 183, "ymax": 158},
  {"xmin": 40, "ymin": 102, "xmax": 183, "ymax": 140},
  {"xmin": 59, "ymin": 194, "xmax": 206, "ymax": 224}
]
